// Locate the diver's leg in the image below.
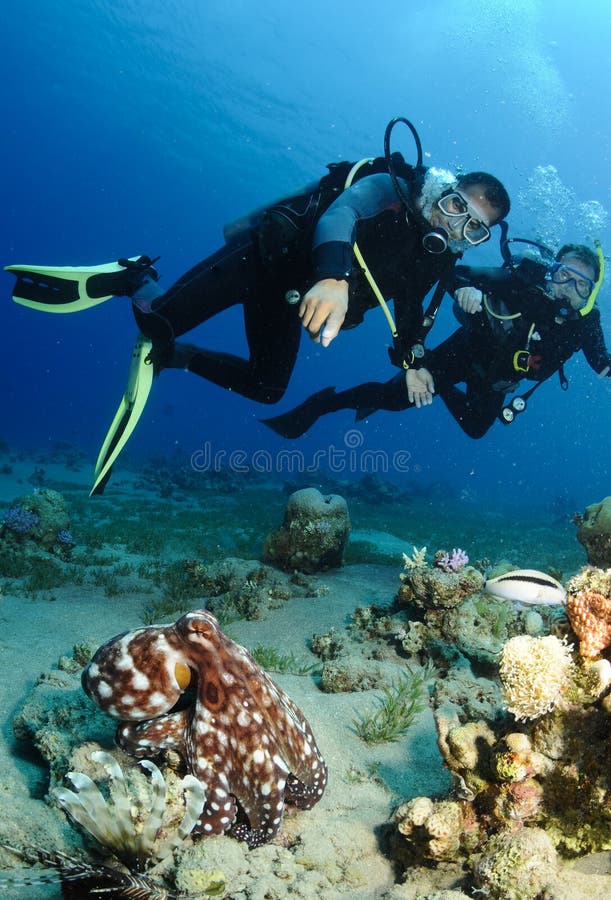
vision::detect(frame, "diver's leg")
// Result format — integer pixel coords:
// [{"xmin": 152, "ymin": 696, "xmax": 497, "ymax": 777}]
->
[
  {"xmin": 268, "ymin": 327, "xmax": 475, "ymax": 438},
  {"xmin": 425, "ymin": 328, "xmax": 474, "ymax": 386},
  {"xmin": 184, "ymin": 275, "xmax": 302, "ymax": 403},
  {"xmin": 437, "ymin": 383, "xmax": 502, "ymax": 438},
  {"xmin": 134, "ymin": 236, "xmax": 302, "ymax": 403},
  {"xmin": 131, "ymin": 238, "xmax": 262, "ymax": 352},
  {"xmin": 426, "ymin": 329, "xmax": 503, "ymax": 438},
  {"xmin": 261, "ymin": 373, "xmax": 411, "ymax": 438}
]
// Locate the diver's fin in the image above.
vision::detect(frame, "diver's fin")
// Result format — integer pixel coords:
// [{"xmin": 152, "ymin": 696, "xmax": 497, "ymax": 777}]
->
[
  {"xmin": 5, "ymin": 255, "xmax": 157, "ymax": 313},
  {"xmin": 90, "ymin": 335, "xmax": 155, "ymax": 496},
  {"xmin": 354, "ymin": 406, "xmax": 376, "ymax": 422},
  {"xmin": 260, "ymin": 387, "xmax": 338, "ymax": 439}
]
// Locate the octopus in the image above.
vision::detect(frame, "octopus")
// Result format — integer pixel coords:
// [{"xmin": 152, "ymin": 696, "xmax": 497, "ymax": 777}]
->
[{"xmin": 82, "ymin": 609, "xmax": 327, "ymax": 848}]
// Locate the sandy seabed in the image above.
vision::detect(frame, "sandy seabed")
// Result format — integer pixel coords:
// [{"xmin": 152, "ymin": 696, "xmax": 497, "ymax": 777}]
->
[{"xmin": 0, "ymin": 455, "xmax": 608, "ymax": 899}]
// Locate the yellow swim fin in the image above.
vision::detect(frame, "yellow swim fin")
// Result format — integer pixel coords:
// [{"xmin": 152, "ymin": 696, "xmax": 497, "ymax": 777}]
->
[
  {"xmin": 90, "ymin": 335, "xmax": 154, "ymax": 496},
  {"xmin": 5, "ymin": 256, "xmax": 156, "ymax": 313}
]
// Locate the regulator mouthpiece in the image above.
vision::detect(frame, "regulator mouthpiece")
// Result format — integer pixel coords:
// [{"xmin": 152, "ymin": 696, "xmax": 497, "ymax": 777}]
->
[{"xmin": 422, "ymin": 228, "xmax": 449, "ymax": 254}]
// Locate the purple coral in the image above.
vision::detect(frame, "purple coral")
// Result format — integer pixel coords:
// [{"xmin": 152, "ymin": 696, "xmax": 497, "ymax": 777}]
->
[
  {"xmin": 2, "ymin": 505, "xmax": 40, "ymax": 535},
  {"xmin": 435, "ymin": 548, "xmax": 469, "ymax": 573},
  {"xmin": 57, "ymin": 529, "xmax": 73, "ymax": 547}
]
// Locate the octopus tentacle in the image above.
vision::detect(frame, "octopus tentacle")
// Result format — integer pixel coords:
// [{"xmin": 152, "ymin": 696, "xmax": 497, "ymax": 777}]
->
[
  {"xmin": 116, "ymin": 709, "xmax": 189, "ymax": 759},
  {"xmin": 284, "ymin": 772, "xmax": 325, "ymax": 810}
]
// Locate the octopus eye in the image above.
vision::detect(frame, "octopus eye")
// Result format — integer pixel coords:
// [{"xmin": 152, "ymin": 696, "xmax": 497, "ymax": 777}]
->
[
  {"xmin": 174, "ymin": 662, "xmax": 192, "ymax": 689},
  {"xmin": 189, "ymin": 621, "xmax": 216, "ymax": 641}
]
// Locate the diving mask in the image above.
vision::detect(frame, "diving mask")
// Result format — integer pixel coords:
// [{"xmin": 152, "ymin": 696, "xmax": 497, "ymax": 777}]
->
[
  {"xmin": 437, "ymin": 190, "xmax": 491, "ymax": 246},
  {"xmin": 550, "ymin": 263, "xmax": 595, "ymax": 302}
]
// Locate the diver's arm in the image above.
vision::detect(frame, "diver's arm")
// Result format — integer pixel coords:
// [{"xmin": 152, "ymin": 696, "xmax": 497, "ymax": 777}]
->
[
  {"xmin": 455, "ymin": 286, "xmax": 484, "ymax": 314},
  {"xmin": 452, "ymin": 265, "xmax": 515, "ymax": 291},
  {"xmin": 299, "ymin": 279, "xmax": 349, "ymax": 347},
  {"xmin": 452, "ymin": 266, "xmax": 539, "ymax": 325},
  {"xmin": 311, "ymin": 173, "xmax": 401, "ymax": 277},
  {"xmin": 406, "ymin": 367, "xmax": 435, "ymax": 407},
  {"xmin": 581, "ymin": 309, "xmax": 611, "ymax": 376},
  {"xmin": 452, "ymin": 260, "xmax": 548, "ymax": 313},
  {"xmin": 301, "ymin": 173, "xmax": 403, "ymax": 345}
]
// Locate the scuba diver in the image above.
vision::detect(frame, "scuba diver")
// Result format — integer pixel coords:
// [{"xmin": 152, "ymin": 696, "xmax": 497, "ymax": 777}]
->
[
  {"xmin": 5, "ymin": 118, "xmax": 510, "ymax": 493},
  {"xmin": 261, "ymin": 239, "xmax": 609, "ymax": 439}
]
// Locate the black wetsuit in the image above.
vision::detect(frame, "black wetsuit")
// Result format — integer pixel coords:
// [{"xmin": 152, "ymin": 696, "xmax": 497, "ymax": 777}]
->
[
  {"xmin": 429, "ymin": 298, "xmax": 611, "ymax": 437},
  {"xmin": 263, "ymin": 260, "xmax": 611, "ymax": 438},
  {"xmin": 131, "ymin": 162, "xmax": 459, "ymax": 403}
]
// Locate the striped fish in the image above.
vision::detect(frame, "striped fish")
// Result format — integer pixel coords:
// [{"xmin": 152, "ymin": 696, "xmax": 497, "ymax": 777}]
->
[{"xmin": 484, "ymin": 569, "xmax": 566, "ymax": 606}]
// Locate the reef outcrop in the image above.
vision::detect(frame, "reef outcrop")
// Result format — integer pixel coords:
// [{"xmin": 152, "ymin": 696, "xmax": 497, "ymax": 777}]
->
[
  {"xmin": 576, "ymin": 496, "xmax": 611, "ymax": 567},
  {"xmin": 388, "ymin": 550, "xmax": 611, "ymax": 895},
  {"xmin": 263, "ymin": 487, "xmax": 350, "ymax": 573},
  {"xmin": 396, "ymin": 547, "xmax": 483, "ymax": 610},
  {"xmin": 390, "ymin": 639, "xmax": 610, "ymax": 897},
  {"xmin": 1, "ymin": 488, "xmax": 72, "ymax": 557}
]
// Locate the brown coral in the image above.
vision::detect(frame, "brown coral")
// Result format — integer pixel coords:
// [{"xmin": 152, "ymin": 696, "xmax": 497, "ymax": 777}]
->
[
  {"xmin": 394, "ymin": 797, "xmax": 479, "ymax": 861},
  {"xmin": 566, "ymin": 589, "xmax": 611, "ymax": 657},
  {"xmin": 489, "ymin": 778, "xmax": 544, "ymax": 824}
]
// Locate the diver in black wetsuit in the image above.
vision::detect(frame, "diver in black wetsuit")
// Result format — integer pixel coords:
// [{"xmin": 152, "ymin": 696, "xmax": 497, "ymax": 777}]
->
[
  {"xmin": 262, "ymin": 243, "xmax": 610, "ymax": 439},
  {"xmin": 130, "ymin": 162, "xmax": 508, "ymax": 403}
]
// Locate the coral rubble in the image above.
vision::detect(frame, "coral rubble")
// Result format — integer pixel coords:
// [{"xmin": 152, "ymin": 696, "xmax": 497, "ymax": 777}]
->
[
  {"xmin": 1, "ymin": 489, "xmax": 71, "ymax": 553},
  {"xmin": 397, "ymin": 552, "xmax": 483, "ymax": 610}
]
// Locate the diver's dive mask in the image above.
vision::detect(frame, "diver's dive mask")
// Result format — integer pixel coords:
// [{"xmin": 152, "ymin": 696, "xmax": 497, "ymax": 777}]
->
[
  {"xmin": 550, "ymin": 263, "xmax": 595, "ymax": 303},
  {"xmin": 436, "ymin": 190, "xmax": 492, "ymax": 246}
]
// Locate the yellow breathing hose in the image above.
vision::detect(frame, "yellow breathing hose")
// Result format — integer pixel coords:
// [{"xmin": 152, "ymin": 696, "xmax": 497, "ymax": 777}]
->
[
  {"xmin": 344, "ymin": 159, "xmax": 399, "ymax": 339},
  {"xmin": 482, "ymin": 294, "xmax": 521, "ymax": 321}
]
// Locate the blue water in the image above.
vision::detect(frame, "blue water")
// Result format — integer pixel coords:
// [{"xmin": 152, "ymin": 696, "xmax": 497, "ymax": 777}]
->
[{"xmin": 2, "ymin": 0, "xmax": 610, "ymax": 509}]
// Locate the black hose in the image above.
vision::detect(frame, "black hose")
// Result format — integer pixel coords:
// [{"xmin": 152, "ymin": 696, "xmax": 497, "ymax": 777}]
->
[
  {"xmin": 500, "ymin": 227, "xmax": 556, "ymax": 267},
  {"xmin": 383, "ymin": 117, "xmax": 423, "ymax": 214}
]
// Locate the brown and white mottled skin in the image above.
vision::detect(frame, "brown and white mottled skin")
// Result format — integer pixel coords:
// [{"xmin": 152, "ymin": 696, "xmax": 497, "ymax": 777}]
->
[{"xmin": 81, "ymin": 609, "xmax": 327, "ymax": 848}]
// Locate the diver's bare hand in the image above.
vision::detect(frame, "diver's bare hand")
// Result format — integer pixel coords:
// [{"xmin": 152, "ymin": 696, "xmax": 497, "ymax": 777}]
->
[
  {"xmin": 406, "ymin": 367, "xmax": 435, "ymax": 408},
  {"xmin": 455, "ymin": 286, "xmax": 483, "ymax": 314},
  {"xmin": 299, "ymin": 279, "xmax": 348, "ymax": 347}
]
